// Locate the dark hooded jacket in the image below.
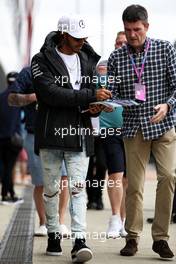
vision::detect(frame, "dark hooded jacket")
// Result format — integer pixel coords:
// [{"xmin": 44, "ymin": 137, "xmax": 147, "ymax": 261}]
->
[
  {"xmin": 0, "ymin": 85, "xmax": 21, "ymax": 139},
  {"xmin": 31, "ymin": 31, "xmax": 100, "ymax": 155}
]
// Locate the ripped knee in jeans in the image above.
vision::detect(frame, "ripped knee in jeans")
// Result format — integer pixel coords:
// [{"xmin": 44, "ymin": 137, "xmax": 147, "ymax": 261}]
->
[
  {"xmin": 43, "ymin": 191, "xmax": 59, "ymax": 201},
  {"xmin": 71, "ymin": 182, "xmax": 85, "ymax": 196}
]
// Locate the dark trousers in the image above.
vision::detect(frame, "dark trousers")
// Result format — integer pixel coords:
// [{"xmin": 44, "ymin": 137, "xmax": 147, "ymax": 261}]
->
[
  {"xmin": 0, "ymin": 138, "xmax": 21, "ymax": 198},
  {"xmin": 86, "ymin": 136, "xmax": 107, "ymax": 203},
  {"xmin": 172, "ymin": 186, "xmax": 176, "ymax": 214}
]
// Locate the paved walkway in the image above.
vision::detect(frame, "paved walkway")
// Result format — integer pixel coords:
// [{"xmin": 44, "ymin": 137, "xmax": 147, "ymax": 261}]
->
[{"xmin": 0, "ymin": 164, "xmax": 175, "ymax": 263}]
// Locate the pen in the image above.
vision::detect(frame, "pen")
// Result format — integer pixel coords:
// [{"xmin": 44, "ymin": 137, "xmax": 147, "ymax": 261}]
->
[{"xmin": 81, "ymin": 109, "xmax": 90, "ymax": 113}]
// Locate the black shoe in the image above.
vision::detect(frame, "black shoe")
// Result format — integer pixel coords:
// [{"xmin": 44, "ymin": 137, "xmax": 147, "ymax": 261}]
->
[
  {"xmin": 11, "ymin": 195, "xmax": 24, "ymax": 204},
  {"xmin": 1, "ymin": 195, "xmax": 23, "ymax": 205},
  {"xmin": 71, "ymin": 238, "xmax": 93, "ymax": 263},
  {"xmin": 1, "ymin": 196, "xmax": 11, "ymax": 204},
  {"xmin": 152, "ymin": 240, "xmax": 174, "ymax": 259},
  {"xmin": 120, "ymin": 239, "xmax": 138, "ymax": 256},
  {"xmin": 146, "ymin": 217, "xmax": 154, "ymax": 224},
  {"xmin": 87, "ymin": 202, "xmax": 97, "ymax": 209},
  {"xmin": 46, "ymin": 232, "xmax": 62, "ymax": 256},
  {"xmin": 96, "ymin": 199, "xmax": 104, "ymax": 210}
]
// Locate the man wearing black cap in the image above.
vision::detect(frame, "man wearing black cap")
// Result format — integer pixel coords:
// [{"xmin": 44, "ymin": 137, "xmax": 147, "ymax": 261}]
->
[{"xmin": 31, "ymin": 14, "xmax": 111, "ymax": 262}]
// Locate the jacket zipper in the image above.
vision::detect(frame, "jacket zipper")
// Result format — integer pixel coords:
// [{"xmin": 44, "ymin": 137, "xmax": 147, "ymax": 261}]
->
[{"xmin": 44, "ymin": 110, "xmax": 49, "ymax": 137}]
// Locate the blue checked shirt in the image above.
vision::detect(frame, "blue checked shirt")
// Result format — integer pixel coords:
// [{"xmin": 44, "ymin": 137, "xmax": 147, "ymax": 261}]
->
[{"xmin": 108, "ymin": 37, "xmax": 176, "ymax": 140}]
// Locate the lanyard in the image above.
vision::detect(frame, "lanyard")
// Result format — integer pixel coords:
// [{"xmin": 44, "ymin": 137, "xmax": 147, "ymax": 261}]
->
[{"xmin": 128, "ymin": 40, "xmax": 150, "ymax": 83}]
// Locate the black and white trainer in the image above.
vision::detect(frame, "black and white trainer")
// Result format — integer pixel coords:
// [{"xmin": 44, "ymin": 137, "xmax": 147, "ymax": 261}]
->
[
  {"xmin": 71, "ymin": 238, "xmax": 93, "ymax": 263},
  {"xmin": 46, "ymin": 232, "xmax": 62, "ymax": 256}
]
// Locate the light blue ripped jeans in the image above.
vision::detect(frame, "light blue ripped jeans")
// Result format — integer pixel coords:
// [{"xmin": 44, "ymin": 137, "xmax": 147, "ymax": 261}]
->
[{"xmin": 40, "ymin": 142, "xmax": 89, "ymax": 239}]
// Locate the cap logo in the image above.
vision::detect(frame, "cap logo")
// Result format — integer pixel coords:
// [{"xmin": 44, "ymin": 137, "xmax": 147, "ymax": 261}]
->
[
  {"xmin": 79, "ymin": 20, "xmax": 85, "ymax": 28},
  {"xmin": 8, "ymin": 77, "xmax": 16, "ymax": 82}
]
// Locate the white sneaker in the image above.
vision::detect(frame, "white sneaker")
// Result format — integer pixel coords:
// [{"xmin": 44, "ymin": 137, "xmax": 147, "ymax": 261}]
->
[
  {"xmin": 59, "ymin": 224, "xmax": 71, "ymax": 238},
  {"xmin": 106, "ymin": 215, "xmax": 122, "ymax": 239},
  {"xmin": 120, "ymin": 219, "xmax": 128, "ymax": 237},
  {"xmin": 35, "ymin": 225, "xmax": 47, "ymax": 236}
]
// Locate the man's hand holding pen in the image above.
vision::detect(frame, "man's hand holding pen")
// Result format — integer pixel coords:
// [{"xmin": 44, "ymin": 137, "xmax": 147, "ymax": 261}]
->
[
  {"xmin": 96, "ymin": 86, "xmax": 112, "ymax": 101},
  {"xmin": 88, "ymin": 87, "xmax": 112, "ymax": 114}
]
